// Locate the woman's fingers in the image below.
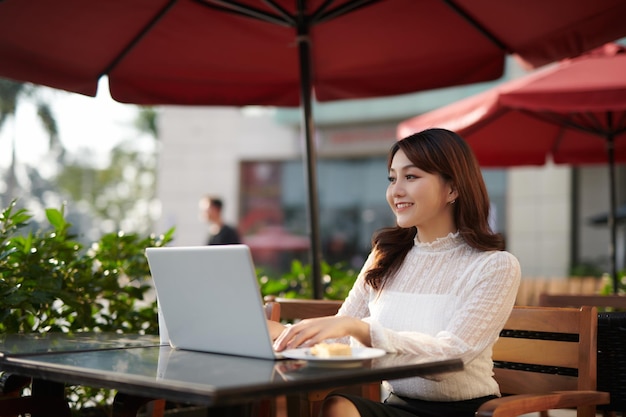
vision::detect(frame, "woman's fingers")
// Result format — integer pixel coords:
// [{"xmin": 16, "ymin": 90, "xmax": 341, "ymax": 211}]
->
[
  {"xmin": 273, "ymin": 319, "xmax": 318, "ymax": 350},
  {"xmin": 273, "ymin": 316, "xmax": 370, "ymax": 351},
  {"xmin": 273, "ymin": 316, "xmax": 349, "ymax": 351}
]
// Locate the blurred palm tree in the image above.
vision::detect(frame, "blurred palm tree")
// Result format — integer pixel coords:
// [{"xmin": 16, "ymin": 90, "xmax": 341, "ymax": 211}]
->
[
  {"xmin": 54, "ymin": 105, "xmax": 160, "ymax": 237},
  {"xmin": 134, "ymin": 106, "xmax": 158, "ymax": 138},
  {"xmin": 0, "ymin": 78, "xmax": 61, "ymax": 204}
]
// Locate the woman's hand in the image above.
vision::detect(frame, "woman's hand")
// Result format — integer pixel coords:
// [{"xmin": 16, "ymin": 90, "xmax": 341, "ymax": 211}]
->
[
  {"xmin": 267, "ymin": 320, "xmax": 286, "ymax": 341},
  {"xmin": 273, "ymin": 316, "xmax": 370, "ymax": 351}
]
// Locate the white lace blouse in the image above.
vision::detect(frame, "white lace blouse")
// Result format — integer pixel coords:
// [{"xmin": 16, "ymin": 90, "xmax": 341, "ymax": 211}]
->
[{"xmin": 337, "ymin": 232, "xmax": 521, "ymax": 401}]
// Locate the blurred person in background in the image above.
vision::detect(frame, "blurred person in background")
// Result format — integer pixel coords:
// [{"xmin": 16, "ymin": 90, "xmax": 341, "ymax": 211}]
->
[{"xmin": 199, "ymin": 195, "xmax": 241, "ymax": 245}]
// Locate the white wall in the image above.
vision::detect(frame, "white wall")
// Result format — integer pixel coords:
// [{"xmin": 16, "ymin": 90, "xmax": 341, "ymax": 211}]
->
[
  {"xmin": 577, "ymin": 166, "xmax": 625, "ymax": 273},
  {"xmin": 156, "ymin": 107, "xmax": 619, "ymax": 278},
  {"xmin": 507, "ymin": 163, "xmax": 571, "ymax": 277},
  {"xmin": 156, "ymin": 106, "xmax": 296, "ymax": 246}
]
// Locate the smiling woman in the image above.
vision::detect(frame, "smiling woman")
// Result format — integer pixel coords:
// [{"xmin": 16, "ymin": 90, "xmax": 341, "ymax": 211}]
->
[{"xmin": 271, "ymin": 129, "xmax": 521, "ymax": 417}]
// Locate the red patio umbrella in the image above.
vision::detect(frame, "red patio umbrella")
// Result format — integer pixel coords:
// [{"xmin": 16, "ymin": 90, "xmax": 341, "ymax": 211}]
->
[
  {"xmin": 2, "ymin": 1, "xmax": 626, "ymax": 298},
  {"xmin": 398, "ymin": 43, "xmax": 626, "ymax": 292}
]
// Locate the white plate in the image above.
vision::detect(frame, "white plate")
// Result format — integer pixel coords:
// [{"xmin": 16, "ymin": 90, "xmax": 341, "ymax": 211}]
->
[{"xmin": 281, "ymin": 347, "xmax": 386, "ymax": 367}]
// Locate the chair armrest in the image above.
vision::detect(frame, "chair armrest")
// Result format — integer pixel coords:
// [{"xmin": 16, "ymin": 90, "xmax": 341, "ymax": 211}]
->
[{"xmin": 475, "ymin": 390, "xmax": 610, "ymax": 417}]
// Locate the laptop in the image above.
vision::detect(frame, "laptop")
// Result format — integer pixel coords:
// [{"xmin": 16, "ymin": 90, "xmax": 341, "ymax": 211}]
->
[{"xmin": 146, "ymin": 244, "xmax": 282, "ymax": 360}]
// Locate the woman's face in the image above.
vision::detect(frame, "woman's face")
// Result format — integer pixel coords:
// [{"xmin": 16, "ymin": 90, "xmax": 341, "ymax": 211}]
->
[{"xmin": 386, "ymin": 149, "xmax": 457, "ymax": 238}]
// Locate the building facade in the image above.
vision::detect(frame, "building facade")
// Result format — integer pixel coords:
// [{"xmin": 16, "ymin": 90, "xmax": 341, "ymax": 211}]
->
[{"xmin": 155, "ymin": 58, "xmax": 624, "ymax": 278}]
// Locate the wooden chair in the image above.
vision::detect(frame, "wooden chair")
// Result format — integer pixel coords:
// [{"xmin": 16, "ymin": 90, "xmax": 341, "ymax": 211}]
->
[
  {"xmin": 264, "ymin": 296, "xmax": 380, "ymax": 417},
  {"xmin": 539, "ymin": 294, "xmax": 626, "ymax": 417},
  {"xmin": 476, "ymin": 305, "xmax": 610, "ymax": 417},
  {"xmin": 268, "ymin": 301, "xmax": 609, "ymax": 417}
]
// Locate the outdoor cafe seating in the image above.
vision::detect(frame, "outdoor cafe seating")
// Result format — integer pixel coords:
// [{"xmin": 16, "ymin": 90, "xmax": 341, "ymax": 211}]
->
[
  {"xmin": 0, "ymin": 292, "xmax": 623, "ymax": 417},
  {"xmin": 266, "ymin": 298, "xmax": 611, "ymax": 417}
]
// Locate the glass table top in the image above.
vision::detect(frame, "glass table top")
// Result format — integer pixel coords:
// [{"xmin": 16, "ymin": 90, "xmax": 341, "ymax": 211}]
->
[
  {"xmin": 2, "ymin": 340, "xmax": 462, "ymax": 400},
  {"xmin": 0, "ymin": 341, "xmax": 462, "ymax": 405},
  {"xmin": 0, "ymin": 332, "xmax": 161, "ymax": 357}
]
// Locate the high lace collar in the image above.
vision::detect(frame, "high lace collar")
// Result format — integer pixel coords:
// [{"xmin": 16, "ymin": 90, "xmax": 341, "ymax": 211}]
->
[{"xmin": 413, "ymin": 231, "xmax": 463, "ymax": 252}]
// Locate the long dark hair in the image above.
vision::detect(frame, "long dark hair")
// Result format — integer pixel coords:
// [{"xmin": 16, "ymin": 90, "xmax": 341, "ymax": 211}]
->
[{"xmin": 364, "ymin": 128, "xmax": 504, "ymax": 289}]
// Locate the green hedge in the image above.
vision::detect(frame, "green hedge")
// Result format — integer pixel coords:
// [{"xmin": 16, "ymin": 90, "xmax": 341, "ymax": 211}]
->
[
  {"xmin": 0, "ymin": 200, "xmax": 359, "ymax": 413},
  {"xmin": 0, "ymin": 200, "xmax": 174, "ymax": 334},
  {"xmin": 0, "ymin": 200, "xmax": 174, "ymax": 413}
]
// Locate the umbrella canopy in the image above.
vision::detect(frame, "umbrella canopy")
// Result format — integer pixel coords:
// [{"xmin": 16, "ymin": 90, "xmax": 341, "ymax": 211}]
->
[
  {"xmin": 1, "ymin": 1, "xmax": 626, "ymax": 105},
  {"xmin": 398, "ymin": 42, "xmax": 626, "ymax": 293},
  {"xmin": 2, "ymin": 1, "xmax": 626, "ymax": 298}
]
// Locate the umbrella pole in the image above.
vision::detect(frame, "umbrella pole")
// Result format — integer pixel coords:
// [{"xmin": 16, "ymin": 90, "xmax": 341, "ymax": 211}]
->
[
  {"xmin": 606, "ymin": 123, "xmax": 618, "ymax": 294},
  {"xmin": 297, "ymin": 10, "xmax": 324, "ymax": 299}
]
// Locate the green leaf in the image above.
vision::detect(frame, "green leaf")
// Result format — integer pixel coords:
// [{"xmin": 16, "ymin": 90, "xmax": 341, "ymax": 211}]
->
[{"xmin": 45, "ymin": 208, "xmax": 66, "ymax": 230}]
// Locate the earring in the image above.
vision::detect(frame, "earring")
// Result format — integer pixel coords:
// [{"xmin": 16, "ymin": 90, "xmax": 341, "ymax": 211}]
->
[{"xmin": 449, "ymin": 199, "xmax": 456, "ymax": 205}]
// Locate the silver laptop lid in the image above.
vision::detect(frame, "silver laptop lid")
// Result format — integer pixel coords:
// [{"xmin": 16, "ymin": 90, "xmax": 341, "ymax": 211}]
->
[{"xmin": 146, "ymin": 245, "xmax": 278, "ymax": 360}]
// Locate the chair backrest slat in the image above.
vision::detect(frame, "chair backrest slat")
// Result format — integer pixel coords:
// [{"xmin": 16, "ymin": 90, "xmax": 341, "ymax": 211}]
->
[
  {"xmin": 265, "ymin": 296, "xmax": 342, "ymax": 321},
  {"xmin": 494, "ymin": 338, "xmax": 580, "ymax": 368}
]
